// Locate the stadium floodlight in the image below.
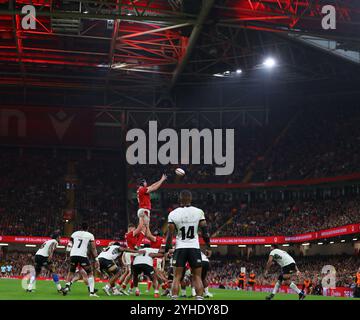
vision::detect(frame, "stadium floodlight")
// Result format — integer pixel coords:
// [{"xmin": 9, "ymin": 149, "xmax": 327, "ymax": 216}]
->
[
  {"xmin": 263, "ymin": 57, "xmax": 276, "ymax": 68},
  {"xmin": 282, "ymin": 244, "xmax": 289, "ymax": 247},
  {"xmin": 302, "ymin": 243, "xmax": 310, "ymax": 246},
  {"xmin": 238, "ymin": 245, "xmax": 246, "ymax": 247},
  {"xmin": 0, "ymin": 243, "xmax": 8, "ymax": 246},
  {"xmin": 25, "ymin": 244, "xmax": 36, "ymax": 247},
  {"xmin": 57, "ymin": 246, "xmax": 65, "ymax": 249},
  {"xmin": 224, "ymin": 70, "xmax": 231, "ymax": 75},
  {"xmin": 341, "ymin": 240, "xmax": 346, "ymax": 243},
  {"xmin": 264, "ymin": 245, "xmax": 271, "ymax": 247},
  {"xmin": 330, "ymin": 241, "xmax": 335, "ymax": 244},
  {"xmin": 353, "ymin": 238, "xmax": 358, "ymax": 241},
  {"xmin": 236, "ymin": 69, "xmax": 242, "ymax": 74},
  {"xmin": 210, "ymin": 245, "xmax": 218, "ymax": 248},
  {"xmin": 317, "ymin": 242, "xmax": 324, "ymax": 245},
  {"xmin": 213, "ymin": 73, "xmax": 225, "ymax": 77}
]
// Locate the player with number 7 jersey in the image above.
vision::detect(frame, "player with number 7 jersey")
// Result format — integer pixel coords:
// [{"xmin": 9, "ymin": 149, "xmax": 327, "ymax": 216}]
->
[{"xmin": 62, "ymin": 223, "xmax": 100, "ymax": 297}]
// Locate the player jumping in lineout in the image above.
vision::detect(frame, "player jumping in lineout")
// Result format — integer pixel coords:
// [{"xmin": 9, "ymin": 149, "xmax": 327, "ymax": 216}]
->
[
  {"xmin": 264, "ymin": 244, "xmax": 306, "ymax": 300},
  {"xmin": 136, "ymin": 174, "xmax": 167, "ymax": 225}
]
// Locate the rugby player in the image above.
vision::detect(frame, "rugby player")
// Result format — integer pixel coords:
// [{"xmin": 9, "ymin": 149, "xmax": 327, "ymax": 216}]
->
[
  {"xmin": 264, "ymin": 244, "xmax": 306, "ymax": 300},
  {"xmin": 62, "ymin": 223, "xmax": 99, "ymax": 297},
  {"xmin": 165, "ymin": 190, "xmax": 211, "ymax": 300},
  {"xmin": 26, "ymin": 231, "xmax": 62, "ymax": 293}
]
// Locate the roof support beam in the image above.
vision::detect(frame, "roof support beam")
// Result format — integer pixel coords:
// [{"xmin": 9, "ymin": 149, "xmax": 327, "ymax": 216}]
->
[{"xmin": 170, "ymin": 0, "xmax": 215, "ymax": 89}]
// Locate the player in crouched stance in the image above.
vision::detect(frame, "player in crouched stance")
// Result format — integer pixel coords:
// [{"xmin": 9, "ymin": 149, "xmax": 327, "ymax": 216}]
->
[
  {"xmin": 62, "ymin": 223, "xmax": 100, "ymax": 297},
  {"xmin": 27, "ymin": 231, "xmax": 63, "ymax": 293},
  {"xmin": 100, "ymin": 242, "xmax": 141, "ymax": 296},
  {"xmin": 165, "ymin": 190, "xmax": 211, "ymax": 300},
  {"xmin": 132, "ymin": 247, "xmax": 162, "ymax": 298},
  {"xmin": 264, "ymin": 244, "xmax": 306, "ymax": 300}
]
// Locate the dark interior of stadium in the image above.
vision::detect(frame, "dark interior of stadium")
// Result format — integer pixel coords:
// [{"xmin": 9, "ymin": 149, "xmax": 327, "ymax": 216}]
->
[{"xmin": 1, "ymin": 0, "xmax": 360, "ymax": 300}]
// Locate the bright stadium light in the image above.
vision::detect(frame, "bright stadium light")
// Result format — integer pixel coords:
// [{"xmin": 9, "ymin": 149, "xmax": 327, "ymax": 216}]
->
[
  {"xmin": 330, "ymin": 241, "xmax": 335, "ymax": 244},
  {"xmin": 263, "ymin": 57, "xmax": 276, "ymax": 68},
  {"xmin": 302, "ymin": 243, "xmax": 310, "ymax": 246},
  {"xmin": 210, "ymin": 245, "xmax": 218, "ymax": 248},
  {"xmin": 25, "ymin": 244, "xmax": 36, "ymax": 247},
  {"xmin": 264, "ymin": 245, "xmax": 271, "ymax": 247},
  {"xmin": 236, "ymin": 69, "xmax": 242, "ymax": 74},
  {"xmin": 0, "ymin": 243, "xmax": 8, "ymax": 246},
  {"xmin": 238, "ymin": 245, "xmax": 246, "ymax": 247},
  {"xmin": 341, "ymin": 240, "xmax": 346, "ymax": 243},
  {"xmin": 318, "ymin": 242, "xmax": 324, "ymax": 245},
  {"xmin": 282, "ymin": 244, "xmax": 289, "ymax": 247},
  {"xmin": 353, "ymin": 238, "xmax": 358, "ymax": 241}
]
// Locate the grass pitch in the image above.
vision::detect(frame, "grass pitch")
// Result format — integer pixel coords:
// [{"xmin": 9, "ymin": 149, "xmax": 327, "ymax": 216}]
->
[{"xmin": 0, "ymin": 279, "xmax": 354, "ymax": 300}]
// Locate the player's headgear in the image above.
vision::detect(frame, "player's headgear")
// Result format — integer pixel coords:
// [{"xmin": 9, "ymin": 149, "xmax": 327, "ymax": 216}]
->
[{"xmin": 137, "ymin": 178, "xmax": 146, "ymax": 187}]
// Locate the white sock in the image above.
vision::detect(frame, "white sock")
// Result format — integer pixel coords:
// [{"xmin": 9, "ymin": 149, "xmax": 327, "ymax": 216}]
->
[
  {"xmin": 56, "ymin": 283, "xmax": 61, "ymax": 291},
  {"xmin": 204, "ymin": 287, "xmax": 209, "ymax": 294},
  {"xmin": 272, "ymin": 281, "xmax": 281, "ymax": 295},
  {"xmin": 154, "ymin": 289, "xmax": 159, "ymax": 294},
  {"xmin": 88, "ymin": 276, "xmax": 95, "ymax": 294},
  {"xmin": 192, "ymin": 287, "xmax": 196, "ymax": 296},
  {"xmin": 136, "ymin": 287, "xmax": 139, "ymax": 291},
  {"xmin": 181, "ymin": 289, "xmax": 186, "ymax": 296},
  {"xmin": 290, "ymin": 282, "xmax": 301, "ymax": 294},
  {"xmin": 28, "ymin": 276, "xmax": 36, "ymax": 290}
]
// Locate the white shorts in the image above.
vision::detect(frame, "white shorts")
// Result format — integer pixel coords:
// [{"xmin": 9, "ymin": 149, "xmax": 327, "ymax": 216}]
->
[
  {"xmin": 137, "ymin": 208, "xmax": 151, "ymax": 222},
  {"xmin": 122, "ymin": 252, "xmax": 135, "ymax": 267}
]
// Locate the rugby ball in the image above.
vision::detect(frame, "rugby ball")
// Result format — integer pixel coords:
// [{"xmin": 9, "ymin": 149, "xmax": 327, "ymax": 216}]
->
[{"xmin": 175, "ymin": 168, "xmax": 185, "ymax": 176}]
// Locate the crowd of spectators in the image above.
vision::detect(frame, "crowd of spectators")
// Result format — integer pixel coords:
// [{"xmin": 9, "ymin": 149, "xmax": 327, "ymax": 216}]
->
[
  {"xmin": 218, "ymin": 195, "xmax": 360, "ymax": 237},
  {"xmin": 208, "ymin": 254, "xmax": 358, "ymax": 288},
  {"xmin": 128, "ymin": 105, "xmax": 360, "ymax": 184}
]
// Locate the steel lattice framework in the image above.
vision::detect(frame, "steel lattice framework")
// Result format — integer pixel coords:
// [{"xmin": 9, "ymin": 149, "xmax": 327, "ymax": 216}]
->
[{"xmin": 0, "ymin": 0, "xmax": 359, "ymax": 105}]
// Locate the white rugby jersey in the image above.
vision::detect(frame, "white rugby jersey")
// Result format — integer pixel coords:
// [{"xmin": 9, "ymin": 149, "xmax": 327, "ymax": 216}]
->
[
  {"xmin": 168, "ymin": 206, "xmax": 205, "ymax": 249},
  {"xmin": 269, "ymin": 249, "xmax": 295, "ymax": 268},
  {"xmin": 36, "ymin": 239, "xmax": 58, "ymax": 257},
  {"xmin": 98, "ymin": 245, "xmax": 122, "ymax": 261},
  {"xmin": 201, "ymin": 252, "xmax": 209, "ymax": 263},
  {"xmin": 133, "ymin": 248, "xmax": 159, "ymax": 267},
  {"xmin": 69, "ymin": 231, "xmax": 95, "ymax": 258}
]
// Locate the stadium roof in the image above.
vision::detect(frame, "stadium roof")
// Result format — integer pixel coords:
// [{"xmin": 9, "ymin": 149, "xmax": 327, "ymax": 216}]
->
[{"xmin": 0, "ymin": 0, "xmax": 359, "ymax": 106}]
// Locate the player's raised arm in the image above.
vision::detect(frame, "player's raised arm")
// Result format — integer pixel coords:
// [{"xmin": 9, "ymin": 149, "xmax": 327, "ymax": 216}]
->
[{"xmin": 146, "ymin": 174, "xmax": 167, "ymax": 193}]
